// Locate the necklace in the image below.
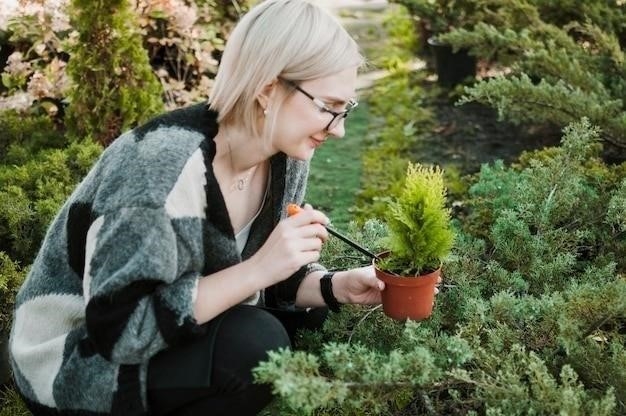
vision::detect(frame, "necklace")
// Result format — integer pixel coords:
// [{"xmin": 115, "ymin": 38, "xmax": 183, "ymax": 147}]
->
[{"xmin": 226, "ymin": 133, "xmax": 257, "ymax": 192}]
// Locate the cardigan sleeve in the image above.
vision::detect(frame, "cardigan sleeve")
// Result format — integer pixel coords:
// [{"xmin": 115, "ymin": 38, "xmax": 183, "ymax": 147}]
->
[
  {"xmin": 84, "ymin": 206, "xmax": 206, "ymax": 364},
  {"xmin": 267, "ymin": 157, "xmax": 327, "ymax": 310}
]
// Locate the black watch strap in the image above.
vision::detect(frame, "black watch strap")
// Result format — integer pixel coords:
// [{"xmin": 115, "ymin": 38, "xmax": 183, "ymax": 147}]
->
[{"xmin": 320, "ymin": 272, "xmax": 342, "ymax": 313}]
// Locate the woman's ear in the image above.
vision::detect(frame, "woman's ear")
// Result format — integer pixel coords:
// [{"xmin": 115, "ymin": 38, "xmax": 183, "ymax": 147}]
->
[{"xmin": 256, "ymin": 79, "xmax": 278, "ymax": 112}]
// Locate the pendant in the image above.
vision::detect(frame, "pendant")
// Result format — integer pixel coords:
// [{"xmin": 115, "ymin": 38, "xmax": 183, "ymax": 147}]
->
[{"xmin": 230, "ymin": 166, "xmax": 255, "ymax": 192}]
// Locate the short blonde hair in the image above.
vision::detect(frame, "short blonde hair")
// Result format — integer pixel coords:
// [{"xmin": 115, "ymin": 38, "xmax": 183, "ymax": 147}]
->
[{"xmin": 209, "ymin": 0, "xmax": 364, "ymax": 139}]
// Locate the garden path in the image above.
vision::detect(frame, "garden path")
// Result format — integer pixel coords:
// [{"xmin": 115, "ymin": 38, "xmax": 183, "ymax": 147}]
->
[
  {"xmin": 318, "ymin": 0, "xmax": 425, "ymax": 91},
  {"xmin": 319, "ymin": 0, "xmax": 562, "ymax": 177}
]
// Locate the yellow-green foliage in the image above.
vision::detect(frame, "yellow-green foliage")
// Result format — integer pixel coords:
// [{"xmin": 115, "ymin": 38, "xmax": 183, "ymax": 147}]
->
[
  {"xmin": 376, "ymin": 4, "xmax": 418, "ymax": 70},
  {"xmin": 0, "ymin": 386, "xmax": 30, "ymax": 416},
  {"xmin": 65, "ymin": 0, "xmax": 164, "ymax": 145},
  {"xmin": 0, "ymin": 252, "xmax": 25, "ymax": 334},
  {"xmin": 381, "ymin": 163, "xmax": 454, "ymax": 275},
  {"xmin": 0, "ymin": 140, "xmax": 102, "ymax": 264}
]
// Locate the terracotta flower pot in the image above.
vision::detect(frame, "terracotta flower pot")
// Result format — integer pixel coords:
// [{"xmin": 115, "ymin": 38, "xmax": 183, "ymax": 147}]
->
[{"xmin": 374, "ymin": 253, "xmax": 440, "ymax": 321}]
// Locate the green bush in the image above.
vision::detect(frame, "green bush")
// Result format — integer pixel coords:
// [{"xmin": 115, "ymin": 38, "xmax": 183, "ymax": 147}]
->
[
  {"xmin": 254, "ymin": 119, "xmax": 626, "ymax": 415},
  {"xmin": 0, "ymin": 253, "xmax": 25, "ymax": 335},
  {"xmin": 320, "ymin": 219, "xmax": 389, "ymax": 272},
  {"xmin": 0, "ymin": 110, "xmax": 68, "ymax": 163},
  {"xmin": 388, "ymin": 0, "xmax": 482, "ymax": 33},
  {"xmin": 65, "ymin": 0, "xmax": 164, "ymax": 145},
  {"xmin": 0, "ymin": 135, "xmax": 101, "ymax": 264},
  {"xmin": 524, "ymin": 0, "xmax": 626, "ymax": 43},
  {"xmin": 462, "ymin": 119, "xmax": 626, "ymax": 293},
  {"xmin": 439, "ymin": 0, "xmax": 626, "ymax": 149},
  {"xmin": 0, "ymin": 386, "xmax": 30, "ymax": 416},
  {"xmin": 1, "ymin": 1, "xmax": 253, "ymax": 141}
]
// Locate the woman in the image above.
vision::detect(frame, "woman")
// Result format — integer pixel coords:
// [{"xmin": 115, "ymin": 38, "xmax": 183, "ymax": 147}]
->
[{"xmin": 10, "ymin": 1, "xmax": 390, "ymax": 414}]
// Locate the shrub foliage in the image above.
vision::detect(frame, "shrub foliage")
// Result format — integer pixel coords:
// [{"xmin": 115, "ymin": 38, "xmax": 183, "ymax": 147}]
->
[
  {"xmin": 256, "ymin": 118, "xmax": 626, "ymax": 416},
  {"xmin": 254, "ymin": 5, "xmax": 626, "ymax": 414},
  {"xmin": 439, "ymin": 0, "xmax": 626, "ymax": 151},
  {"xmin": 380, "ymin": 163, "xmax": 454, "ymax": 275},
  {"xmin": 1, "ymin": 1, "xmax": 625, "ymax": 415},
  {"xmin": 64, "ymin": 0, "xmax": 164, "ymax": 145}
]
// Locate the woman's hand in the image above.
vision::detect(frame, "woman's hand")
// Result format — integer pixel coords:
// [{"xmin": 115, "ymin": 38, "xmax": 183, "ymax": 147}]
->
[
  {"xmin": 250, "ymin": 207, "xmax": 329, "ymax": 286},
  {"xmin": 333, "ymin": 266, "xmax": 384, "ymax": 305},
  {"xmin": 333, "ymin": 266, "xmax": 444, "ymax": 306}
]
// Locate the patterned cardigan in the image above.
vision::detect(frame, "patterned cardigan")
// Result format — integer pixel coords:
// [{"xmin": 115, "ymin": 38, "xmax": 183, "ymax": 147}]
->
[{"xmin": 9, "ymin": 103, "xmax": 323, "ymax": 415}]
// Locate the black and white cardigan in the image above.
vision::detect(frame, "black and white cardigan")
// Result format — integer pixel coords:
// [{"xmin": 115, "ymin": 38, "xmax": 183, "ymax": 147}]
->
[{"xmin": 9, "ymin": 103, "xmax": 322, "ymax": 415}]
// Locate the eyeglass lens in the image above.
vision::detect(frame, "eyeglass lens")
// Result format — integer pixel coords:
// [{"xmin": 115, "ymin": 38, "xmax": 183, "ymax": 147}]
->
[{"xmin": 326, "ymin": 113, "xmax": 346, "ymax": 131}]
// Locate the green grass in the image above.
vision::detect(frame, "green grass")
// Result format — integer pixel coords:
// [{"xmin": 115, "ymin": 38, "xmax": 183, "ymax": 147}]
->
[
  {"xmin": 306, "ymin": 1, "xmax": 413, "ymax": 233},
  {"xmin": 0, "ymin": 386, "xmax": 30, "ymax": 416},
  {"xmin": 306, "ymin": 101, "xmax": 370, "ymax": 230}
]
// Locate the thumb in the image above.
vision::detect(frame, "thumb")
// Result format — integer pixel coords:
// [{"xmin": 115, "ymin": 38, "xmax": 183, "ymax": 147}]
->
[
  {"xmin": 370, "ymin": 277, "xmax": 384, "ymax": 291},
  {"xmin": 362, "ymin": 266, "xmax": 383, "ymax": 290}
]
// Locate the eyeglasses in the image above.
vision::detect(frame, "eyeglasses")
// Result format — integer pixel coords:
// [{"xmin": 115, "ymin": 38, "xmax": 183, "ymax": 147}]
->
[{"xmin": 283, "ymin": 79, "xmax": 358, "ymax": 132}]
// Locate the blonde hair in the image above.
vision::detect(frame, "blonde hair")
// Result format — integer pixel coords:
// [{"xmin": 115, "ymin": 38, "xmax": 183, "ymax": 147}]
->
[{"xmin": 208, "ymin": 0, "xmax": 364, "ymax": 139}]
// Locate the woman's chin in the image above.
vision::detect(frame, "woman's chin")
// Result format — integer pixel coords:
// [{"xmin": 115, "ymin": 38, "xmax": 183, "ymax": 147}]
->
[{"xmin": 287, "ymin": 146, "xmax": 316, "ymax": 161}]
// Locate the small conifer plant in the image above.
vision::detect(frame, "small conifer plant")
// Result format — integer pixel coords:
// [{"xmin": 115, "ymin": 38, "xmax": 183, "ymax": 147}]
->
[{"xmin": 378, "ymin": 162, "xmax": 454, "ymax": 276}]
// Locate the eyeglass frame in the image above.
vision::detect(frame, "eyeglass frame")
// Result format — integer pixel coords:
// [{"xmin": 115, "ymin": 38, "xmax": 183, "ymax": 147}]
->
[{"xmin": 281, "ymin": 79, "xmax": 359, "ymax": 131}]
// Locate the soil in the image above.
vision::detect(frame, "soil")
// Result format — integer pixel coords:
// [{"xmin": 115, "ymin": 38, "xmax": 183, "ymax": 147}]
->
[
  {"xmin": 416, "ymin": 83, "xmax": 563, "ymax": 176},
  {"xmin": 414, "ymin": 71, "xmax": 625, "ymax": 176}
]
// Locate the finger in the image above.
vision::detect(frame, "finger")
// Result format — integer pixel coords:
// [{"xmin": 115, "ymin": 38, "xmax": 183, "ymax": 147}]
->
[
  {"xmin": 298, "ymin": 236, "xmax": 323, "ymax": 252},
  {"xmin": 298, "ymin": 223, "xmax": 329, "ymax": 242},
  {"xmin": 365, "ymin": 266, "xmax": 384, "ymax": 290},
  {"xmin": 363, "ymin": 274, "xmax": 384, "ymax": 291},
  {"xmin": 434, "ymin": 287, "xmax": 440, "ymax": 295},
  {"xmin": 315, "ymin": 224, "xmax": 329, "ymax": 242},
  {"xmin": 302, "ymin": 250, "xmax": 321, "ymax": 264},
  {"xmin": 364, "ymin": 272, "xmax": 384, "ymax": 290},
  {"xmin": 288, "ymin": 209, "xmax": 329, "ymax": 227}
]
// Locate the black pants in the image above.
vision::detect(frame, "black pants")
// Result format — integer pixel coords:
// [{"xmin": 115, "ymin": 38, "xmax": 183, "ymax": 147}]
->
[{"xmin": 147, "ymin": 305, "xmax": 328, "ymax": 416}]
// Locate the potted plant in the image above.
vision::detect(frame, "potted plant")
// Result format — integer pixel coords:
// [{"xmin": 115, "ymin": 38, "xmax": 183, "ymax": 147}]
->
[
  {"xmin": 374, "ymin": 162, "xmax": 454, "ymax": 321},
  {"xmin": 391, "ymin": 0, "xmax": 478, "ymax": 86}
]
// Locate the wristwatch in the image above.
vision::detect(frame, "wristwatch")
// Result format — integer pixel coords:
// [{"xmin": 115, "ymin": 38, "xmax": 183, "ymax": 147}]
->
[{"xmin": 320, "ymin": 272, "xmax": 342, "ymax": 313}]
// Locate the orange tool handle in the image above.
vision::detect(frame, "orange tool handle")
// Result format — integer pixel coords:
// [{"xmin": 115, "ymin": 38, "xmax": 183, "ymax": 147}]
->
[
  {"xmin": 285, "ymin": 203, "xmax": 380, "ymax": 260},
  {"xmin": 287, "ymin": 203, "xmax": 302, "ymax": 217}
]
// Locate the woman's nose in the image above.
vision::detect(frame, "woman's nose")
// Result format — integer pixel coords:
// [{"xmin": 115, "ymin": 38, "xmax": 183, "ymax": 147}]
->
[{"xmin": 326, "ymin": 118, "xmax": 346, "ymax": 138}]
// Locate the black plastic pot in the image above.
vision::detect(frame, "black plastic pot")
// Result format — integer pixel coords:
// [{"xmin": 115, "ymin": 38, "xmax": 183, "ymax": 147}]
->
[{"xmin": 427, "ymin": 36, "xmax": 476, "ymax": 87}]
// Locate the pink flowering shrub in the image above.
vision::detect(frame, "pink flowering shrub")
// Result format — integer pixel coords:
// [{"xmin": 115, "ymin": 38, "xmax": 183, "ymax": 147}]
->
[
  {"xmin": 135, "ymin": 0, "xmax": 246, "ymax": 109},
  {"xmin": 0, "ymin": 0, "xmax": 250, "ymax": 117},
  {"xmin": 0, "ymin": 0, "xmax": 71, "ymax": 117}
]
